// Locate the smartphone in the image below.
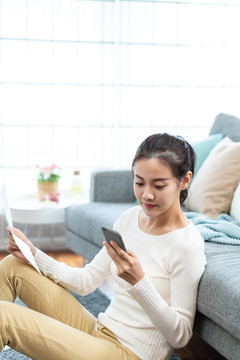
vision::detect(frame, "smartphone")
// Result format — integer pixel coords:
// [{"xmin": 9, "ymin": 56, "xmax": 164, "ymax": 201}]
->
[{"xmin": 101, "ymin": 225, "xmax": 127, "ymax": 253}]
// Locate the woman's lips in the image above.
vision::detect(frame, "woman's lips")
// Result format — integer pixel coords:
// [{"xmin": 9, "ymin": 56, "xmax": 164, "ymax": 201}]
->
[{"xmin": 144, "ymin": 203, "xmax": 157, "ymax": 209}]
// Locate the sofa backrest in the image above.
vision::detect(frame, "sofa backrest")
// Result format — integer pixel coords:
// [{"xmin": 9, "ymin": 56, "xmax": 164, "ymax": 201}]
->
[
  {"xmin": 90, "ymin": 170, "xmax": 135, "ymax": 202},
  {"xmin": 209, "ymin": 113, "xmax": 240, "ymax": 142}
]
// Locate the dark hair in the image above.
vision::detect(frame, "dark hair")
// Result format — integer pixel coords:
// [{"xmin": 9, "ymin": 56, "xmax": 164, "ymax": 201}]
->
[{"xmin": 131, "ymin": 133, "xmax": 196, "ymax": 204}]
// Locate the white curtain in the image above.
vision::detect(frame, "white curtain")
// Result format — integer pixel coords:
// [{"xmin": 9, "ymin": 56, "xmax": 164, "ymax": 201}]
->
[{"xmin": 0, "ymin": 0, "xmax": 240, "ymax": 197}]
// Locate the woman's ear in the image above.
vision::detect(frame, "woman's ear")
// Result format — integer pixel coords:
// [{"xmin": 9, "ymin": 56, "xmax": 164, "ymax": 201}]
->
[{"xmin": 181, "ymin": 171, "xmax": 192, "ymax": 190}]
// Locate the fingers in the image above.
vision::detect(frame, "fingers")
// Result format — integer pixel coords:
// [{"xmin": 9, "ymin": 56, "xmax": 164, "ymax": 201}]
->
[
  {"xmin": 103, "ymin": 241, "xmax": 133, "ymax": 266},
  {"xmin": 7, "ymin": 238, "xmax": 19, "ymax": 253},
  {"xmin": 110, "ymin": 240, "xmax": 128, "ymax": 254},
  {"xmin": 103, "ymin": 241, "xmax": 118, "ymax": 257},
  {"xmin": 104, "ymin": 241, "xmax": 124, "ymax": 259},
  {"xmin": 103, "ymin": 241, "xmax": 125, "ymax": 274},
  {"xmin": 6, "ymin": 226, "xmax": 18, "ymax": 237},
  {"xmin": 6, "ymin": 226, "xmax": 12, "ymax": 236},
  {"xmin": 7, "ymin": 242, "xmax": 18, "ymax": 253},
  {"xmin": 8, "ymin": 234, "xmax": 18, "ymax": 247},
  {"xmin": 103, "ymin": 241, "xmax": 145, "ymax": 285},
  {"xmin": 8, "ymin": 231, "xmax": 14, "ymax": 242},
  {"xmin": 6, "ymin": 226, "xmax": 21, "ymax": 234},
  {"xmin": 103, "ymin": 241, "xmax": 122, "ymax": 265},
  {"xmin": 6, "ymin": 227, "xmax": 27, "ymax": 243},
  {"xmin": 125, "ymin": 249, "xmax": 135, "ymax": 258},
  {"xmin": 6, "ymin": 227, "xmax": 19, "ymax": 249},
  {"xmin": 10, "ymin": 227, "xmax": 23, "ymax": 237}
]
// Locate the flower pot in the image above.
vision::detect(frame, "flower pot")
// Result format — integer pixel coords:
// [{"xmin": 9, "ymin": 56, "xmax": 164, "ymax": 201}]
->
[{"xmin": 37, "ymin": 181, "xmax": 59, "ymax": 201}]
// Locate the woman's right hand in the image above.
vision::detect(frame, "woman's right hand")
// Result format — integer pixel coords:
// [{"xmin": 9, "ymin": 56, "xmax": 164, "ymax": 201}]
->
[{"xmin": 7, "ymin": 227, "xmax": 37, "ymax": 260}]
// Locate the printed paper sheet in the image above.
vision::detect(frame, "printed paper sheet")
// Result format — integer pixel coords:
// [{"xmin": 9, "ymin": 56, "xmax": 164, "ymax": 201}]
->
[{"xmin": 0, "ymin": 184, "xmax": 41, "ymax": 274}]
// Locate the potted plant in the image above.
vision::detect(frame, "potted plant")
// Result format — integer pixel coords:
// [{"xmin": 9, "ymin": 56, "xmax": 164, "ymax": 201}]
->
[{"xmin": 36, "ymin": 164, "xmax": 61, "ymax": 201}]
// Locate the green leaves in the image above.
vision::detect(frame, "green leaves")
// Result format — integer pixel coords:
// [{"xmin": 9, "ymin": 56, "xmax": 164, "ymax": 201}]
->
[{"xmin": 37, "ymin": 165, "xmax": 61, "ymax": 183}]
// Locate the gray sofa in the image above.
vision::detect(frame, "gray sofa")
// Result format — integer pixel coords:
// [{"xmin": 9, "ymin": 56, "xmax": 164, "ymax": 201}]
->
[{"xmin": 65, "ymin": 113, "xmax": 240, "ymax": 360}]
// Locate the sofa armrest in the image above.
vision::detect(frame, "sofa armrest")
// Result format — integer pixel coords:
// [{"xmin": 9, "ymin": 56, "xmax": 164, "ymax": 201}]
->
[{"xmin": 90, "ymin": 170, "xmax": 135, "ymax": 203}]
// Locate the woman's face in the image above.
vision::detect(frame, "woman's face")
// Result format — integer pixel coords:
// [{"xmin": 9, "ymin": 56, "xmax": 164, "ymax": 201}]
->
[{"xmin": 133, "ymin": 158, "xmax": 183, "ymax": 218}]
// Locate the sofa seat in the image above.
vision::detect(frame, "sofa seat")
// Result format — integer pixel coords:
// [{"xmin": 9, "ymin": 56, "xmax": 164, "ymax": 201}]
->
[
  {"xmin": 197, "ymin": 243, "xmax": 240, "ymax": 338},
  {"xmin": 195, "ymin": 242, "xmax": 240, "ymax": 356}
]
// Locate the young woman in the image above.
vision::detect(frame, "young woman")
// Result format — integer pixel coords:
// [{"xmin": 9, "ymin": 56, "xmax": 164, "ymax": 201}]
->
[{"xmin": 0, "ymin": 133, "xmax": 206, "ymax": 360}]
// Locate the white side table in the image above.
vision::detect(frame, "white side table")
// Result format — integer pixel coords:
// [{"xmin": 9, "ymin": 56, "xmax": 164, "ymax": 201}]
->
[{"xmin": 9, "ymin": 190, "xmax": 88, "ymax": 248}]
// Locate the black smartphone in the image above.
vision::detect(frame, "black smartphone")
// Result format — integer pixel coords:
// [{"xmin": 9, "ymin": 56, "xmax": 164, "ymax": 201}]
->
[{"xmin": 101, "ymin": 225, "xmax": 127, "ymax": 253}]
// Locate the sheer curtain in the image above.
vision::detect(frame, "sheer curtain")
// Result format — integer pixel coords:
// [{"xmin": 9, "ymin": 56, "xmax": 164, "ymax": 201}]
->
[{"xmin": 0, "ymin": 0, "xmax": 240, "ymax": 197}]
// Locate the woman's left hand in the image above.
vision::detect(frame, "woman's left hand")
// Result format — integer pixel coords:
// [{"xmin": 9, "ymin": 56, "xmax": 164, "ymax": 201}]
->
[
  {"xmin": 103, "ymin": 241, "xmax": 145, "ymax": 286},
  {"xmin": 7, "ymin": 227, "xmax": 37, "ymax": 260}
]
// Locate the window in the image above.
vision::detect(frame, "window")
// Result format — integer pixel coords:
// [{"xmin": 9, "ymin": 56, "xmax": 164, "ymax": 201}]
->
[{"xmin": 0, "ymin": 0, "xmax": 240, "ymax": 197}]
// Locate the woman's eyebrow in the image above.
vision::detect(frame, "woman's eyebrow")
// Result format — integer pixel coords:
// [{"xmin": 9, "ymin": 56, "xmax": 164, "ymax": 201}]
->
[
  {"xmin": 135, "ymin": 174, "xmax": 144, "ymax": 180},
  {"xmin": 135, "ymin": 174, "xmax": 170, "ymax": 181}
]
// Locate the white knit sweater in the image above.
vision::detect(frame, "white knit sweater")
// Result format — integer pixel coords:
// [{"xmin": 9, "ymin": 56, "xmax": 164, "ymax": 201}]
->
[{"xmin": 34, "ymin": 206, "xmax": 206, "ymax": 360}]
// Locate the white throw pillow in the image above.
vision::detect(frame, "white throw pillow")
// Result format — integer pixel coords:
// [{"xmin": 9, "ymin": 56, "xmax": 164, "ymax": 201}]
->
[{"xmin": 230, "ymin": 181, "xmax": 240, "ymax": 221}]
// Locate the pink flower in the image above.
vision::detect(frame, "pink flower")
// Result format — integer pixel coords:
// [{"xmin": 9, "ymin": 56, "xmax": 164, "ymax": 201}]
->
[
  {"xmin": 37, "ymin": 164, "xmax": 61, "ymax": 183},
  {"xmin": 43, "ymin": 166, "xmax": 53, "ymax": 175}
]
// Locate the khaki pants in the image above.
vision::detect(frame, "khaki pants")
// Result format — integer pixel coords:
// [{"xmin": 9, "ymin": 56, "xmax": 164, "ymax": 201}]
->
[{"xmin": 0, "ymin": 255, "xmax": 140, "ymax": 360}]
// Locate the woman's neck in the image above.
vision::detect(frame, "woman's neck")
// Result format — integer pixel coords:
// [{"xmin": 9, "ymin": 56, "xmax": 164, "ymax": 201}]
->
[{"xmin": 138, "ymin": 207, "xmax": 190, "ymax": 236}]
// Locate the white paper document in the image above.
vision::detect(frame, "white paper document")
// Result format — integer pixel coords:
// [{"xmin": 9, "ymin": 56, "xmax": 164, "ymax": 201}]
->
[{"xmin": 0, "ymin": 184, "xmax": 41, "ymax": 274}]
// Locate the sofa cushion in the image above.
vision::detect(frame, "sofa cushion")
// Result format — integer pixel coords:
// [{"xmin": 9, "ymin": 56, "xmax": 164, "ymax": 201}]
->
[
  {"xmin": 197, "ymin": 242, "xmax": 240, "ymax": 341},
  {"xmin": 190, "ymin": 133, "xmax": 224, "ymax": 176},
  {"xmin": 185, "ymin": 137, "xmax": 240, "ymax": 218},
  {"xmin": 65, "ymin": 202, "xmax": 135, "ymax": 247}
]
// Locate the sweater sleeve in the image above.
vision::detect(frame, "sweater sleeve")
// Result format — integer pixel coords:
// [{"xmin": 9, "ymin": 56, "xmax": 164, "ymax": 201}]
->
[
  {"xmin": 34, "ymin": 246, "xmax": 112, "ymax": 295},
  {"xmin": 127, "ymin": 237, "xmax": 206, "ymax": 349}
]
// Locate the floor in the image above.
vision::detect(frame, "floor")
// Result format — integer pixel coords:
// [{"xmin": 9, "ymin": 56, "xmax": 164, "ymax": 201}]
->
[{"xmin": 0, "ymin": 249, "xmax": 226, "ymax": 360}]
